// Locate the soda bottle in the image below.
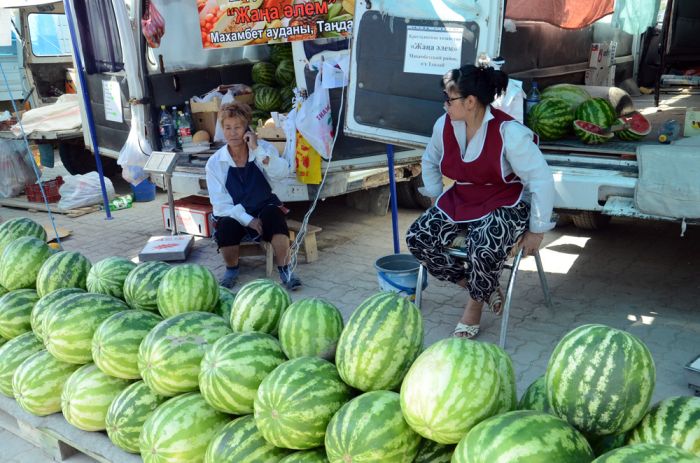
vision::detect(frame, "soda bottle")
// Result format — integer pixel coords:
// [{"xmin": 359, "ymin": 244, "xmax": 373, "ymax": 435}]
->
[
  {"xmin": 108, "ymin": 194, "xmax": 133, "ymax": 211},
  {"xmin": 657, "ymin": 119, "xmax": 681, "ymax": 144},
  {"xmin": 177, "ymin": 111, "xmax": 193, "ymax": 148},
  {"xmin": 158, "ymin": 105, "xmax": 176, "ymax": 151},
  {"xmin": 171, "ymin": 106, "xmax": 182, "ymax": 149},
  {"xmin": 525, "ymin": 81, "xmax": 541, "ymax": 116}
]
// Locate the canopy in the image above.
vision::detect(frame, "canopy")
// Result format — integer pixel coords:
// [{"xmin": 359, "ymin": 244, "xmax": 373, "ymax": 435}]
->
[{"xmin": 505, "ymin": 0, "xmax": 615, "ymax": 29}]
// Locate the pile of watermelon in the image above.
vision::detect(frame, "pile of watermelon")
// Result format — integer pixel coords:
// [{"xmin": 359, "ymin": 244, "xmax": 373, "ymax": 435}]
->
[
  {"xmin": 251, "ymin": 43, "xmax": 296, "ymax": 123},
  {"xmin": 526, "ymin": 83, "xmax": 652, "ymax": 145},
  {"xmin": 1, "ymin": 216, "xmax": 699, "ymax": 463}
]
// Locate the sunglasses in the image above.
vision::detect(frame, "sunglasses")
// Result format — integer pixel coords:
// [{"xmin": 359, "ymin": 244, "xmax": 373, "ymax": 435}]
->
[{"xmin": 443, "ymin": 93, "xmax": 465, "ymax": 106}]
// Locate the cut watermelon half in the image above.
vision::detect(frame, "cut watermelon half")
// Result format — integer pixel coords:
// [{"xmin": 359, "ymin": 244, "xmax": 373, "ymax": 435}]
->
[
  {"xmin": 614, "ymin": 112, "xmax": 652, "ymax": 141},
  {"xmin": 573, "ymin": 120, "xmax": 614, "ymax": 145}
]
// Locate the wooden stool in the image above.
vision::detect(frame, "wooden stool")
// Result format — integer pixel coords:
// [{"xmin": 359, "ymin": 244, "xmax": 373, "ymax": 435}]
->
[{"xmin": 286, "ymin": 219, "xmax": 322, "ymax": 264}]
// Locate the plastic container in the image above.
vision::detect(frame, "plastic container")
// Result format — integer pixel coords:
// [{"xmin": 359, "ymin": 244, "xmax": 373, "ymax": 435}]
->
[
  {"xmin": 158, "ymin": 105, "xmax": 177, "ymax": 151},
  {"xmin": 108, "ymin": 194, "xmax": 133, "ymax": 211},
  {"xmin": 25, "ymin": 176, "xmax": 63, "ymax": 203},
  {"xmin": 131, "ymin": 178, "xmax": 156, "ymax": 202},
  {"xmin": 38, "ymin": 144, "xmax": 55, "ymax": 168},
  {"xmin": 657, "ymin": 119, "xmax": 681, "ymax": 144},
  {"xmin": 374, "ymin": 253, "xmax": 428, "ymax": 302},
  {"xmin": 525, "ymin": 81, "xmax": 541, "ymax": 116}
]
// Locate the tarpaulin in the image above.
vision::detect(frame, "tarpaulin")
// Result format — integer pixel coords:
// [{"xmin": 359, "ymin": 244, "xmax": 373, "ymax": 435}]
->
[{"xmin": 505, "ymin": 0, "xmax": 614, "ymax": 29}]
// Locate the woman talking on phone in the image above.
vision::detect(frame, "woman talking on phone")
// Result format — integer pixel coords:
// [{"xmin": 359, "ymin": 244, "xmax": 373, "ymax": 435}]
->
[{"xmin": 205, "ymin": 102, "xmax": 302, "ymax": 290}]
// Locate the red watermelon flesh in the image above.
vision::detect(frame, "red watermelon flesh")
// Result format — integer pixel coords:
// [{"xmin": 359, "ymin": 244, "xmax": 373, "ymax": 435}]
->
[
  {"xmin": 573, "ymin": 120, "xmax": 614, "ymax": 145},
  {"xmin": 615, "ymin": 112, "xmax": 651, "ymax": 141}
]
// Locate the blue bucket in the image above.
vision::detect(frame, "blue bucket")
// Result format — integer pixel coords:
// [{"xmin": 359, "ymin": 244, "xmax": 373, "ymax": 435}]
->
[
  {"xmin": 131, "ymin": 178, "xmax": 156, "ymax": 202},
  {"xmin": 38, "ymin": 144, "xmax": 55, "ymax": 168},
  {"xmin": 374, "ymin": 253, "xmax": 428, "ymax": 301}
]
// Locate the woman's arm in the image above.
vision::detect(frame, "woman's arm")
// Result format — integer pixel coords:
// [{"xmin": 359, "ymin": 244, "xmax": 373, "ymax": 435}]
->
[
  {"xmin": 422, "ymin": 116, "xmax": 447, "ymax": 200},
  {"xmin": 252, "ymin": 139, "xmax": 291, "ymax": 179},
  {"xmin": 205, "ymin": 158, "xmax": 254, "ymax": 226}
]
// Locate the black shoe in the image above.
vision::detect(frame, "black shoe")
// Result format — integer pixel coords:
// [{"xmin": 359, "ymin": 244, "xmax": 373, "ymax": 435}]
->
[
  {"xmin": 219, "ymin": 275, "xmax": 238, "ymax": 289},
  {"xmin": 282, "ymin": 274, "xmax": 302, "ymax": 291}
]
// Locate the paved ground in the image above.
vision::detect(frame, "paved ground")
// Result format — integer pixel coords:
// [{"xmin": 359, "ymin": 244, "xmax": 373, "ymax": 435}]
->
[{"xmin": 1, "ymin": 177, "xmax": 699, "ymax": 461}]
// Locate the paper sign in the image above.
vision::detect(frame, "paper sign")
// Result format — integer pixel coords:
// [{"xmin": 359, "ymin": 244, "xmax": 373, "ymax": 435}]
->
[
  {"xmin": 404, "ymin": 25, "xmax": 463, "ymax": 76},
  {"xmin": 322, "ymin": 60, "xmax": 348, "ymax": 89},
  {"xmin": 102, "ymin": 80, "xmax": 123, "ymax": 123},
  {"xmin": 0, "ymin": 10, "xmax": 12, "ymax": 47}
]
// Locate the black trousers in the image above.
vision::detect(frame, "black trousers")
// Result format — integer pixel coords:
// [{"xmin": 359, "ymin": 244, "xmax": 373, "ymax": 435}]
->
[{"xmin": 214, "ymin": 204, "xmax": 289, "ymax": 247}]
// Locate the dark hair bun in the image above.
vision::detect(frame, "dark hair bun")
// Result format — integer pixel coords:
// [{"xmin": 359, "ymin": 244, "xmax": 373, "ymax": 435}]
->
[{"xmin": 442, "ymin": 64, "xmax": 509, "ymax": 105}]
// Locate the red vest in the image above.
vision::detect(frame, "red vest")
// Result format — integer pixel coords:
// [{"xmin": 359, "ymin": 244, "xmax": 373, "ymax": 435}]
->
[{"xmin": 436, "ymin": 108, "xmax": 525, "ymax": 222}]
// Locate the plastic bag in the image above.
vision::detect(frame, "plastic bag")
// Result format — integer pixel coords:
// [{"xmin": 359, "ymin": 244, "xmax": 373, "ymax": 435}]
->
[
  {"xmin": 213, "ymin": 89, "xmax": 236, "ymax": 143},
  {"xmin": 58, "ymin": 172, "xmax": 115, "ymax": 210},
  {"xmin": 117, "ymin": 103, "xmax": 152, "ymax": 185},
  {"xmin": 0, "ymin": 140, "xmax": 35, "ymax": 198},
  {"xmin": 492, "ymin": 78, "xmax": 525, "ymax": 123},
  {"xmin": 295, "ymin": 131, "xmax": 322, "ymax": 184},
  {"xmin": 142, "ymin": 0, "xmax": 165, "ymax": 48},
  {"xmin": 295, "ymin": 73, "xmax": 334, "ymax": 160}
]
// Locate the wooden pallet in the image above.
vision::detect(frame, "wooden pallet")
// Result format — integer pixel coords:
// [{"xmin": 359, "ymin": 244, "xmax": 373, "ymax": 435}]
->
[{"xmin": 0, "ymin": 196, "xmax": 100, "ymax": 218}]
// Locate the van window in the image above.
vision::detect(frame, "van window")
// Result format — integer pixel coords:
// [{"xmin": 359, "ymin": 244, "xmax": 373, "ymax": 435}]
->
[
  {"xmin": 27, "ymin": 13, "xmax": 72, "ymax": 57},
  {"xmin": 73, "ymin": 0, "xmax": 124, "ymax": 73}
]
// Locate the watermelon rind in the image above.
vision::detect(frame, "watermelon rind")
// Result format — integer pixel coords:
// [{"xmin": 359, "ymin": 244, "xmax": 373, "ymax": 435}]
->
[
  {"xmin": 517, "ymin": 375, "xmax": 553, "ymax": 414},
  {"xmin": 213, "ymin": 286, "xmax": 235, "ymax": 324},
  {"xmin": 156, "ymin": 263, "xmax": 219, "ymax": 317},
  {"xmin": 123, "ymin": 261, "xmax": 170, "ymax": 312},
  {"xmin": 0, "ymin": 332, "xmax": 43, "ymax": 396},
  {"xmin": 541, "ymin": 84, "xmax": 592, "ymax": 112},
  {"xmin": 615, "ymin": 111, "xmax": 652, "ymax": 141},
  {"xmin": 0, "ymin": 289, "xmax": 40, "ymax": 339},
  {"xmin": 481, "ymin": 342, "xmax": 517, "ymax": 414},
  {"xmin": 254, "ymin": 86, "xmax": 283, "ymax": 112},
  {"xmin": 0, "ymin": 217, "xmax": 47, "ymax": 256},
  {"xmin": 30, "ymin": 288, "xmax": 84, "ymax": 343},
  {"xmin": 106, "ymin": 381, "xmax": 166, "ymax": 453},
  {"xmin": 275, "ymin": 59, "xmax": 296, "ymax": 86},
  {"xmin": 0, "ymin": 236, "xmax": 51, "ymax": 290},
  {"xmin": 280, "ymin": 449, "xmax": 329, "ymax": 462},
  {"xmin": 575, "ymin": 97, "xmax": 617, "ymax": 128},
  {"xmin": 526, "ymin": 98, "xmax": 574, "ymax": 141},
  {"xmin": 86, "ymin": 257, "xmax": 137, "ymax": 300},
  {"xmin": 229, "ymin": 279, "xmax": 291, "ymax": 335},
  {"xmin": 204, "ymin": 415, "xmax": 293, "ymax": 463},
  {"xmin": 251, "ymin": 61, "xmax": 277, "ymax": 86},
  {"xmin": 413, "ymin": 439, "xmax": 455, "ymax": 463},
  {"xmin": 592, "ymin": 443, "xmax": 700, "ymax": 462},
  {"xmin": 35, "ymin": 251, "xmax": 91, "ymax": 298},
  {"xmin": 278, "ymin": 297, "xmax": 344, "ymax": 361},
  {"xmin": 573, "ymin": 120, "xmax": 614, "ymax": 144}
]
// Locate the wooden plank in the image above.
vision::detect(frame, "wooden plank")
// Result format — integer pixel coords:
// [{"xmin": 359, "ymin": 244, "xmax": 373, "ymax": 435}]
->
[{"xmin": 0, "ymin": 196, "xmax": 100, "ymax": 217}]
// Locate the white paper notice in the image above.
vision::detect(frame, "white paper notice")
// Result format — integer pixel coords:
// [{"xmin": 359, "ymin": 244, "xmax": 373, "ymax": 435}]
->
[
  {"xmin": 404, "ymin": 25, "xmax": 463, "ymax": 76},
  {"xmin": 0, "ymin": 10, "xmax": 13, "ymax": 47},
  {"xmin": 102, "ymin": 80, "xmax": 123, "ymax": 123}
]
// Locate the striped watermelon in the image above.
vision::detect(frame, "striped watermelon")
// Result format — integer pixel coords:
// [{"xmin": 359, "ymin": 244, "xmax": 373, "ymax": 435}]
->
[
  {"xmin": 254, "ymin": 86, "xmax": 283, "ymax": 112},
  {"xmin": 627, "ymin": 396, "xmax": 700, "ymax": 456},
  {"xmin": 574, "ymin": 120, "xmax": 614, "ymax": 144},
  {"xmin": 278, "ymin": 297, "xmax": 343, "ymax": 361},
  {"xmin": 399, "ymin": 338, "xmax": 500, "ymax": 444},
  {"xmin": 275, "ymin": 59, "xmax": 296, "ymax": 86},
  {"xmin": 526, "ymin": 98, "xmax": 574, "ymax": 141},
  {"xmin": 615, "ymin": 112, "xmax": 651, "ymax": 141},
  {"xmin": 92, "ymin": 310, "xmax": 163, "ymax": 379},
  {"xmin": 270, "ymin": 43, "xmax": 293, "ymax": 66},
  {"xmin": 0, "ymin": 217, "xmax": 47, "ymax": 255},
  {"xmin": 0, "ymin": 285, "xmax": 7, "ymax": 298},
  {"xmin": 0, "ymin": 332, "xmax": 43, "ymax": 396},
  {"xmin": 280, "ymin": 449, "xmax": 329, "ymax": 462},
  {"xmin": 214, "ymin": 286, "xmax": 235, "ymax": 323},
  {"xmin": 105, "ymin": 381, "xmax": 166, "ymax": 453},
  {"xmin": 43, "ymin": 292, "xmax": 129, "ymax": 364},
  {"xmin": 589, "ymin": 432, "xmax": 629, "ymax": 457},
  {"xmin": 30, "ymin": 288, "xmax": 84, "ymax": 343},
  {"xmin": 123, "ymin": 261, "xmax": 170, "ymax": 312},
  {"xmin": 252, "ymin": 61, "xmax": 277, "ymax": 86},
  {"xmin": 204, "ymin": 415, "xmax": 293, "ymax": 463},
  {"xmin": 199, "ymin": 331, "xmax": 286, "ymax": 414},
  {"xmin": 157, "ymin": 264, "xmax": 219, "ymax": 317},
  {"xmin": 452, "ymin": 410, "xmax": 594, "ymax": 462},
  {"xmin": 593, "ymin": 443, "xmax": 700, "ymax": 462},
  {"xmin": 0, "ymin": 289, "xmax": 39, "ymax": 339},
  {"xmin": 12, "ymin": 350, "xmax": 81, "ymax": 416},
  {"xmin": 280, "ymin": 86, "xmax": 295, "ymax": 113},
  {"xmin": 86, "ymin": 257, "xmax": 137, "ymax": 299},
  {"xmin": 229, "ymin": 279, "xmax": 291, "ymax": 335},
  {"xmin": 35, "ymin": 251, "xmax": 91, "ymax": 297},
  {"xmin": 481, "ymin": 342, "xmax": 517, "ymax": 414},
  {"xmin": 336, "ymin": 291, "xmax": 423, "ymax": 392},
  {"xmin": 138, "ymin": 311, "xmax": 231, "ymax": 397},
  {"xmin": 575, "ymin": 97, "xmax": 617, "ymax": 128},
  {"xmin": 546, "ymin": 324, "xmax": 655, "ymax": 436},
  {"xmin": 413, "ymin": 439, "xmax": 455, "ymax": 463},
  {"xmin": 255, "ymin": 357, "xmax": 352, "ymax": 450},
  {"xmin": 325, "ymin": 390, "xmax": 422, "ymax": 463},
  {"xmin": 60, "ymin": 363, "xmax": 131, "ymax": 431},
  {"xmin": 541, "ymin": 84, "xmax": 592, "ymax": 112},
  {"xmin": 0, "ymin": 237, "xmax": 51, "ymax": 290},
  {"xmin": 140, "ymin": 392, "xmax": 229, "ymax": 463},
  {"xmin": 517, "ymin": 375, "xmax": 553, "ymax": 414}
]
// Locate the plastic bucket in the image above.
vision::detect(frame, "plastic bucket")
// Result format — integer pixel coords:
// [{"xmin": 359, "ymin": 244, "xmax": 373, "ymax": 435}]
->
[
  {"xmin": 38, "ymin": 144, "xmax": 54, "ymax": 168},
  {"xmin": 374, "ymin": 253, "xmax": 428, "ymax": 301},
  {"xmin": 131, "ymin": 178, "xmax": 156, "ymax": 202}
]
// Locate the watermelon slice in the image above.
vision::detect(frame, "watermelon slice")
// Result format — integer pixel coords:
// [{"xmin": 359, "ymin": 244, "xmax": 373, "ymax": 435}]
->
[
  {"xmin": 573, "ymin": 120, "xmax": 614, "ymax": 145},
  {"xmin": 614, "ymin": 112, "xmax": 651, "ymax": 141}
]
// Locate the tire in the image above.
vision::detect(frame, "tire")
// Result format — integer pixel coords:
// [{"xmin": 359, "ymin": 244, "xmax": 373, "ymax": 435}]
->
[
  {"xmin": 58, "ymin": 142, "xmax": 118, "ymax": 177},
  {"xmin": 572, "ymin": 211, "xmax": 611, "ymax": 230},
  {"xmin": 395, "ymin": 181, "xmax": 418, "ymax": 208}
]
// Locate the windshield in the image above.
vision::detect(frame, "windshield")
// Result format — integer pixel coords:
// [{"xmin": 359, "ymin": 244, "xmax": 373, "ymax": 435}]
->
[{"xmin": 27, "ymin": 13, "xmax": 71, "ymax": 56}]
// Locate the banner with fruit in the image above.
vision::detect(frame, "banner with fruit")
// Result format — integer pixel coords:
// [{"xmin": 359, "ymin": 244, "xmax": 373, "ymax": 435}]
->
[{"xmin": 197, "ymin": 0, "xmax": 354, "ymax": 49}]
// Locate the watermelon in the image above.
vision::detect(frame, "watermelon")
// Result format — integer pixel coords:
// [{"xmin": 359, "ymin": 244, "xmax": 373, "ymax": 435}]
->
[
  {"xmin": 575, "ymin": 97, "xmax": 617, "ymax": 128},
  {"xmin": 399, "ymin": 338, "xmax": 500, "ymax": 444},
  {"xmin": 229, "ymin": 278, "xmax": 291, "ymax": 335},
  {"xmin": 275, "ymin": 59, "xmax": 296, "ymax": 86},
  {"xmin": 413, "ymin": 439, "xmax": 455, "ymax": 463},
  {"xmin": 123, "ymin": 261, "xmax": 170, "ymax": 312},
  {"xmin": 336, "ymin": 291, "xmax": 423, "ymax": 392},
  {"xmin": 255, "ymin": 357, "xmax": 352, "ymax": 450},
  {"xmin": 526, "ymin": 98, "xmax": 574, "ymax": 141},
  {"xmin": 86, "ymin": 257, "xmax": 137, "ymax": 299},
  {"xmin": 615, "ymin": 111, "xmax": 651, "ymax": 141},
  {"xmin": 61, "ymin": 363, "xmax": 131, "ymax": 431},
  {"xmin": 252, "ymin": 61, "xmax": 277, "ymax": 86},
  {"xmin": 138, "ymin": 311, "xmax": 231, "ymax": 397},
  {"xmin": 588, "ymin": 432, "xmax": 629, "ymax": 457},
  {"xmin": 280, "ymin": 86, "xmax": 295, "ymax": 113},
  {"xmin": 0, "ymin": 332, "xmax": 43, "ymax": 396},
  {"xmin": 325, "ymin": 390, "xmax": 422, "ymax": 463},
  {"xmin": 140, "ymin": 392, "xmax": 229, "ymax": 463},
  {"xmin": 278, "ymin": 297, "xmax": 344, "ymax": 361},
  {"xmin": 574, "ymin": 120, "xmax": 614, "ymax": 144},
  {"xmin": 0, "ymin": 289, "xmax": 40, "ymax": 339},
  {"xmin": 35, "ymin": 251, "xmax": 91, "ymax": 297},
  {"xmin": 106, "ymin": 381, "xmax": 166, "ymax": 453},
  {"xmin": 592, "ymin": 443, "xmax": 700, "ymax": 462},
  {"xmin": 12, "ymin": 350, "xmax": 81, "ymax": 416},
  {"xmin": 0, "ymin": 217, "xmax": 47, "ymax": 255},
  {"xmin": 452, "ymin": 410, "xmax": 594, "ymax": 462},
  {"xmin": 541, "ymin": 84, "xmax": 592, "ymax": 112},
  {"xmin": 280, "ymin": 449, "xmax": 329, "ymax": 462},
  {"xmin": 30, "ymin": 287, "xmax": 84, "ymax": 343},
  {"xmin": 481, "ymin": 342, "xmax": 517, "ymax": 414},
  {"xmin": 0, "ymin": 237, "xmax": 51, "ymax": 290},
  {"xmin": 92, "ymin": 310, "xmax": 163, "ymax": 379},
  {"xmin": 627, "ymin": 396, "xmax": 700, "ymax": 456},
  {"xmin": 517, "ymin": 375, "xmax": 553, "ymax": 414},
  {"xmin": 270, "ymin": 43, "xmax": 293, "ymax": 66},
  {"xmin": 199, "ymin": 331, "xmax": 286, "ymax": 414},
  {"xmin": 156, "ymin": 263, "xmax": 219, "ymax": 317},
  {"xmin": 213, "ymin": 286, "xmax": 235, "ymax": 323},
  {"xmin": 204, "ymin": 415, "xmax": 293, "ymax": 463},
  {"xmin": 0, "ymin": 285, "xmax": 7, "ymax": 298},
  {"xmin": 254, "ymin": 86, "xmax": 283, "ymax": 112},
  {"xmin": 43, "ymin": 292, "xmax": 129, "ymax": 364},
  {"xmin": 546, "ymin": 324, "xmax": 655, "ymax": 436}
]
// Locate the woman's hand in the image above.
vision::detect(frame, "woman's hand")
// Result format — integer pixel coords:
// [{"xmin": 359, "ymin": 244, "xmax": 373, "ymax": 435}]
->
[
  {"xmin": 520, "ymin": 231, "xmax": 544, "ymax": 256},
  {"xmin": 248, "ymin": 218, "xmax": 263, "ymax": 236},
  {"xmin": 243, "ymin": 130, "xmax": 258, "ymax": 151}
]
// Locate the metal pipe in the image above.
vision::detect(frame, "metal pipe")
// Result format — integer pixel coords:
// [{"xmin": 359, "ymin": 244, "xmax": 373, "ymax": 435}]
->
[{"xmin": 386, "ymin": 144, "xmax": 400, "ymax": 254}]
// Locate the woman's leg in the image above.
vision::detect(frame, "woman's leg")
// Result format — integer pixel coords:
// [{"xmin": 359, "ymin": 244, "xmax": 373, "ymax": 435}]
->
[
  {"xmin": 214, "ymin": 217, "xmax": 247, "ymax": 287},
  {"xmin": 258, "ymin": 205, "xmax": 301, "ymax": 289}
]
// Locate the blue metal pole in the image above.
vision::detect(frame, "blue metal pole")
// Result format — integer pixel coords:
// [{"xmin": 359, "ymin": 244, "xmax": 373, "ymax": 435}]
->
[
  {"xmin": 61, "ymin": 0, "xmax": 112, "ymax": 219},
  {"xmin": 386, "ymin": 144, "xmax": 400, "ymax": 254}
]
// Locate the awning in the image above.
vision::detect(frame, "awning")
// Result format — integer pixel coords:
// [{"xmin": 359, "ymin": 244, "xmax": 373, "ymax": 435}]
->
[{"xmin": 505, "ymin": 0, "xmax": 615, "ymax": 29}]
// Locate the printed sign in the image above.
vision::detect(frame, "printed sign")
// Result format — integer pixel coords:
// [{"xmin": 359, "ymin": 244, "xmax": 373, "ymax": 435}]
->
[
  {"xmin": 197, "ymin": 0, "xmax": 354, "ymax": 49},
  {"xmin": 102, "ymin": 80, "xmax": 123, "ymax": 123},
  {"xmin": 403, "ymin": 25, "xmax": 463, "ymax": 76}
]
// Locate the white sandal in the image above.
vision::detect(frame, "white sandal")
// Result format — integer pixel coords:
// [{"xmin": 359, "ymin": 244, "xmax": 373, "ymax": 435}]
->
[
  {"xmin": 453, "ymin": 322, "xmax": 480, "ymax": 339},
  {"xmin": 488, "ymin": 288, "xmax": 504, "ymax": 316}
]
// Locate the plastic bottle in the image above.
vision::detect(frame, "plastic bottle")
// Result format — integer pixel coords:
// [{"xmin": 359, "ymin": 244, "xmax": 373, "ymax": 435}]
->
[
  {"xmin": 107, "ymin": 194, "xmax": 133, "ymax": 211},
  {"xmin": 525, "ymin": 81, "xmax": 541, "ymax": 116},
  {"xmin": 158, "ymin": 105, "xmax": 176, "ymax": 151},
  {"xmin": 171, "ymin": 106, "xmax": 181, "ymax": 149},
  {"xmin": 177, "ymin": 111, "xmax": 193, "ymax": 148},
  {"xmin": 657, "ymin": 119, "xmax": 681, "ymax": 144}
]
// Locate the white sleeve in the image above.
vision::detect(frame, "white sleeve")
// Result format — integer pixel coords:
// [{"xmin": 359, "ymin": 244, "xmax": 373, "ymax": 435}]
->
[
  {"xmin": 205, "ymin": 158, "xmax": 254, "ymax": 226},
  {"xmin": 253, "ymin": 140, "xmax": 290, "ymax": 179},
  {"xmin": 421, "ymin": 116, "xmax": 445, "ymax": 198},
  {"xmin": 503, "ymin": 122, "xmax": 556, "ymax": 233}
]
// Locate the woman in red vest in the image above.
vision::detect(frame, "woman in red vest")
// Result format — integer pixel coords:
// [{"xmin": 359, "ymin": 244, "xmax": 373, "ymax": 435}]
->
[{"xmin": 406, "ymin": 64, "xmax": 555, "ymax": 339}]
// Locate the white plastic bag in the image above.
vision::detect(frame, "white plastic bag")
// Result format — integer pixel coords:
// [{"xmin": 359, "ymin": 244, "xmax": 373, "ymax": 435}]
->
[
  {"xmin": 0, "ymin": 140, "xmax": 35, "ymax": 198},
  {"xmin": 58, "ymin": 172, "xmax": 115, "ymax": 210},
  {"xmin": 117, "ymin": 104, "xmax": 152, "ymax": 185},
  {"xmin": 214, "ymin": 90, "xmax": 236, "ymax": 143},
  {"xmin": 493, "ymin": 79, "xmax": 525, "ymax": 123},
  {"xmin": 295, "ymin": 73, "xmax": 334, "ymax": 160}
]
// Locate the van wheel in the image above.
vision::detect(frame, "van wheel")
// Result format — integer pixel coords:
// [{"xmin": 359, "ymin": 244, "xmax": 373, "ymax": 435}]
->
[
  {"xmin": 58, "ymin": 142, "xmax": 118, "ymax": 177},
  {"xmin": 396, "ymin": 181, "xmax": 418, "ymax": 208},
  {"xmin": 572, "ymin": 212, "xmax": 611, "ymax": 230}
]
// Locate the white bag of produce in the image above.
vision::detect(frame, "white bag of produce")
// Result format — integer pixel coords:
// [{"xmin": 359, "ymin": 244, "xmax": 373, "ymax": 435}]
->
[{"xmin": 58, "ymin": 172, "xmax": 115, "ymax": 210}]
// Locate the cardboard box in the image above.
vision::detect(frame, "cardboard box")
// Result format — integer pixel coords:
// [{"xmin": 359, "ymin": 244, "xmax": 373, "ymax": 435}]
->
[
  {"xmin": 256, "ymin": 126, "xmax": 286, "ymax": 140},
  {"xmin": 161, "ymin": 195, "xmax": 214, "ymax": 237},
  {"xmin": 684, "ymin": 108, "xmax": 700, "ymax": 137},
  {"xmin": 589, "ymin": 41, "xmax": 617, "ymax": 68},
  {"xmin": 585, "ymin": 65, "xmax": 616, "ymax": 87}
]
